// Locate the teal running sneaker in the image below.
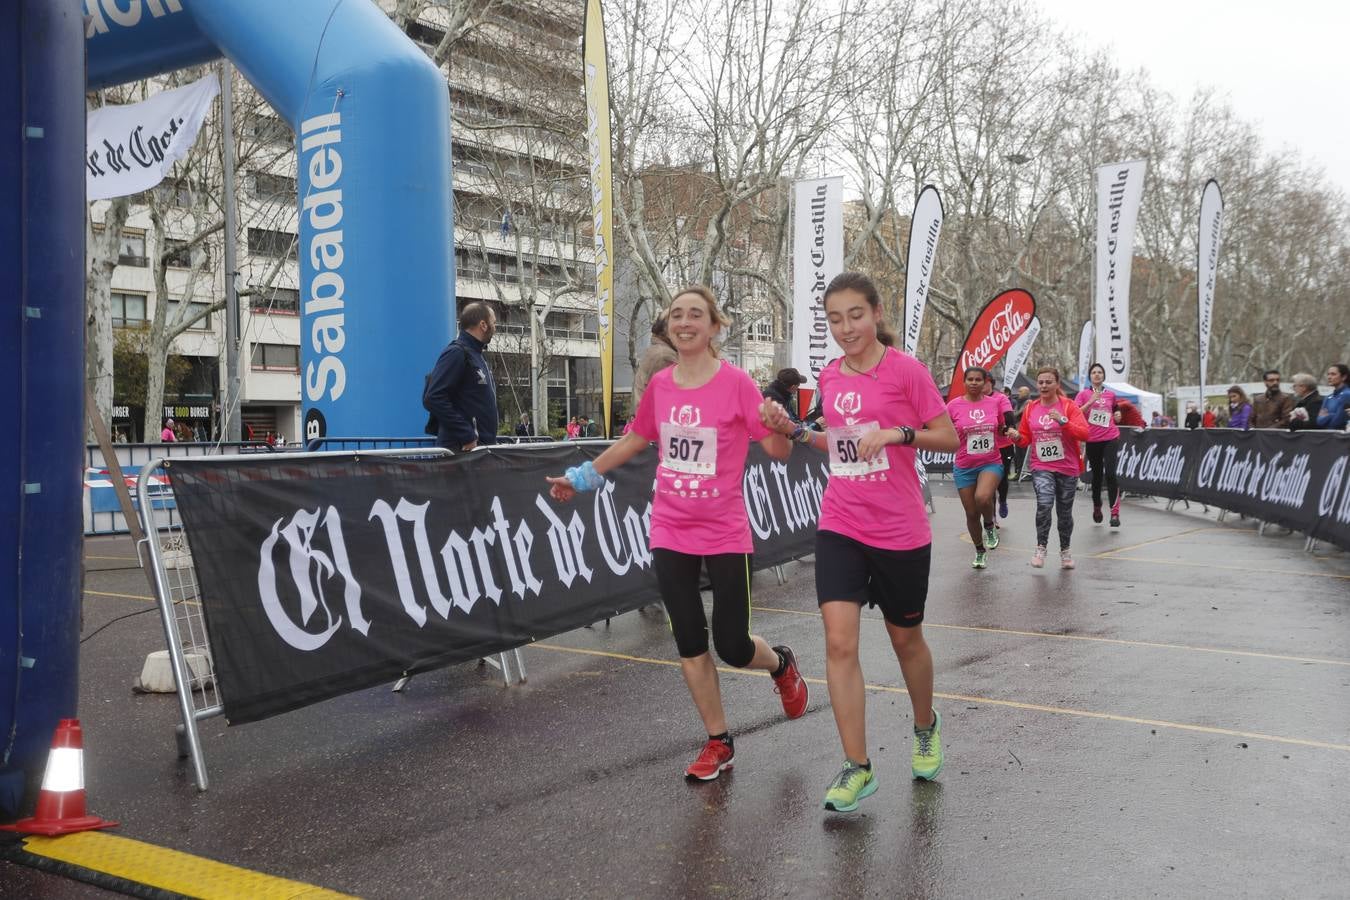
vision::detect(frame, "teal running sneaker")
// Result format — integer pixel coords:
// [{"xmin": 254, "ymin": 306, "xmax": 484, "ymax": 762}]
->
[
  {"xmin": 971, "ymin": 551, "xmax": 988, "ymax": 569},
  {"xmin": 912, "ymin": 710, "xmax": 943, "ymax": 781},
  {"xmin": 823, "ymin": 760, "xmax": 877, "ymax": 812},
  {"xmin": 984, "ymin": 524, "xmax": 1000, "ymax": 550}
]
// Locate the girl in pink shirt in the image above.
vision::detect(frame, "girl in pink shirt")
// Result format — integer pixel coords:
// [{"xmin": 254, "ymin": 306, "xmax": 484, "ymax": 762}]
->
[
  {"xmin": 1074, "ymin": 362, "xmax": 1122, "ymax": 527},
  {"xmin": 987, "ymin": 381, "xmax": 1016, "ymax": 519},
  {"xmin": 947, "ymin": 368, "xmax": 1017, "ymax": 569},
  {"xmin": 762, "ymin": 271, "xmax": 958, "ymax": 808},
  {"xmin": 1013, "ymin": 366, "xmax": 1090, "ymax": 569},
  {"xmin": 546, "ymin": 285, "xmax": 808, "ymax": 782}
]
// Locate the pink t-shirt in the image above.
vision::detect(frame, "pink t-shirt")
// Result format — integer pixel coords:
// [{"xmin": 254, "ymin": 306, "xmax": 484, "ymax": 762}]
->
[
  {"xmin": 1074, "ymin": 388, "xmax": 1120, "ymax": 442},
  {"xmin": 1024, "ymin": 398, "xmax": 1083, "ymax": 478},
  {"xmin": 948, "ymin": 395, "xmax": 1005, "ymax": 469},
  {"xmin": 816, "ymin": 348, "xmax": 948, "ymax": 551},
  {"xmin": 630, "ymin": 361, "xmax": 771, "ymax": 555},
  {"xmin": 993, "ymin": 391, "xmax": 1014, "ymax": 448}
]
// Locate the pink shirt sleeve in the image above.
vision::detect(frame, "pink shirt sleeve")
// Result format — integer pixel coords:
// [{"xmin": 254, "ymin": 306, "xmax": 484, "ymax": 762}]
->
[{"xmin": 906, "ymin": 360, "xmax": 948, "ymax": 425}]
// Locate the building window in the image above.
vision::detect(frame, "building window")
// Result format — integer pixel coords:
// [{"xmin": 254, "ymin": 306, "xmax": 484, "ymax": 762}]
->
[
  {"xmin": 405, "ymin": 20, "xmax": 446, "ymax": 48},
  {"xmin": 111, "ymin": 292, "xmax": 147, "ymax": 328},
  {"xmin": 250, "ymin": 343, "xmax": 300, "ymax": 371},
  {"xmin": 164, "ymin": 238, "xmax": 211, "ymax": 269},
  {"xmin": 249, "ymin": 114, "xmax": 292, "ymax": 146},
  {"xmin": 251, "ymin": 287, "xmax": 300, "ymax": 315},
  {"xmin": 749, "ymin": 318, "xmax": 774, "ymax": 342},
  {"xmin": 251, "ymin": 171, "xmax": 296, "ymax": 199},
  {"xmin": 118, "ymin": 232, "xmax": 147, "ymax": 267},
  {"xmin": 167, "ymin": 300, "xmax": 213, "ymax": 331},
  {"xmin": 247, "ymin": 227, "xmax": 297, "ymax": 259},
  {"xmin": 154, "ymin": 180, "xmax": 194, "ymax": 208}
]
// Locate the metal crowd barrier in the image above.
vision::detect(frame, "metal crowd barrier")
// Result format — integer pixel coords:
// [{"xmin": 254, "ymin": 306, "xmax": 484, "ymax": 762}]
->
[{"xmin": 136, "ymin": 446, "xmax": 529, "ymax": 791}]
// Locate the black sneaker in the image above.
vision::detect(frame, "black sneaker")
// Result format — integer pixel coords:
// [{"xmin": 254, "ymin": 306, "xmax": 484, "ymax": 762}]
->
[{"xmin": 1092, "ymin": 506, "xmax": 1103, "ymax": 524}]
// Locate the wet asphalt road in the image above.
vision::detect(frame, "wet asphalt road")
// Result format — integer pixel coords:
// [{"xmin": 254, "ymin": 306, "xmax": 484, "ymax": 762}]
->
[{"xmin": 4, "ymin": 484, "xmax": 1349, "ymax": 898}]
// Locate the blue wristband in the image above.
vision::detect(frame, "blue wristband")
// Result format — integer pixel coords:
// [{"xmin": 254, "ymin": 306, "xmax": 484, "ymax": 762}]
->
[{"xmin": 565, "ymin": 460, "xmax": 606, "ymax": 492}]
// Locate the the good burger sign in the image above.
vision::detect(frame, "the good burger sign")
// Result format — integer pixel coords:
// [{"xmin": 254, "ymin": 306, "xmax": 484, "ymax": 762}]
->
[{"xmin": 947, "ymin": 288, "xmax": 1037, "ymax": 400}]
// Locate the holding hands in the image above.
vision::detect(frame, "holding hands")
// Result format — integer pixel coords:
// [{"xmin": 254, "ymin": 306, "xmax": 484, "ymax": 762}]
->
[{"xmin": 759, "ymin": 399, "xmax": 794, "ymax": 434}]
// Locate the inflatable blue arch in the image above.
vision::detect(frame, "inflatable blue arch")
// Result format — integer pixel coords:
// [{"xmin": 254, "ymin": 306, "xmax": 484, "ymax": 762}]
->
[{"xmin": 1, "ymin": 0, "xmax": 454, "ymax": 811}]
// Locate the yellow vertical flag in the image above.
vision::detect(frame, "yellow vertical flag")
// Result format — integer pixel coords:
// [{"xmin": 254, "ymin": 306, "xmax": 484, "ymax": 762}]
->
[{"xmin": 583, "ymin": 0, "xmax": 614, "ymax": 437}]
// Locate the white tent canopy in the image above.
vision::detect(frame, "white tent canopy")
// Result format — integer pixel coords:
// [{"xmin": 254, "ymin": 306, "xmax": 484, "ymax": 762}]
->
[{"xmin": 1105, "ymin": 382, "xmax": 1163, "ymax": 423}]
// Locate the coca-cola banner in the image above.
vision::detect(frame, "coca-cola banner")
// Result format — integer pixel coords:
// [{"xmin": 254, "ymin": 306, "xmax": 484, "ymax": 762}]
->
[
  {"xmin": 168, "ymin": 444, "xmax": 827, "ymax": 724},
  {"xmin": 947, "ymin": 288, "xmax": 1037, "ymax": 400},
  {"xmin": 1116, "ymin": 429, "xmax": 1350, "ymax": 548}
]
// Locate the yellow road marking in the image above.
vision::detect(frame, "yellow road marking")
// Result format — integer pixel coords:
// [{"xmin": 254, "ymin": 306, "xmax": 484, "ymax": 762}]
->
[
  {"xmin": 533, "ymin": 643, "xmax": 1350, "ymax": 753},
  {"xmin": 84, "ymin": 589, "xmax": 155, "ymax": 602},
  {"xmin": 1093, "ymin": 526, "xmax": 1214, "ymax": 557},
  {"xmin": 21, "ymin": 832, "xmax": 353, "ymax": 899},
  {"xmin": 951, "ymin": 532, "xmax": 1350, "ymax": 579},
  {"xmin": 1104, "ymin": 554, "xmax": 1350, "ymax": 581},
  {"xmin": 749, "ymin": 605, "xmax": 1350, "ymax": 667}
]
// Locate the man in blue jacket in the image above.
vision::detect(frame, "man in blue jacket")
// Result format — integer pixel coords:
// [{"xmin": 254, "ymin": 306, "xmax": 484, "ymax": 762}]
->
[
  {"xmin": 424, "ymin": 301, "xmax": 499, "ymax": 450},
  {"xmin": 1317, "ymin": 363, "xmax": 1348, "ymax": 430}
]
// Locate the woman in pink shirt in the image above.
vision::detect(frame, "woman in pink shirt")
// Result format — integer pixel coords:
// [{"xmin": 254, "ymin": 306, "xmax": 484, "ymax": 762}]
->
[
  {"xmin": 1074, "ymin": 362, "xmax": 1122, "ymax": 527},
  {"xmin": 948, "ymin": 368, "xmax": 1017, "ymax": 569},
  {"xmin": 763, "ymin": 272, "xmax": 957, "ymax": 810},
  {"xmin": 1013, "ymin": 366, "xmax": 1090, "ymax": 569},
  {"xmin": 546, "ymin": 285, "xmax": 807, "ymax": 782}
]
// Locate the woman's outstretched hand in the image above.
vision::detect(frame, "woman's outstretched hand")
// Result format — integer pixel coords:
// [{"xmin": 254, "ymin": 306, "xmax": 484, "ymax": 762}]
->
[{"xmin": 545, "ymin": 475, "xmax": 576, "ymax": 502}]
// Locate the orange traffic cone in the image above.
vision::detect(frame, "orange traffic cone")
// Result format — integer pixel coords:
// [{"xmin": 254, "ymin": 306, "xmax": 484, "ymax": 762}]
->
[{"xmin": 0, "ymin": 719, "xmax": 117, "ymax": 836}]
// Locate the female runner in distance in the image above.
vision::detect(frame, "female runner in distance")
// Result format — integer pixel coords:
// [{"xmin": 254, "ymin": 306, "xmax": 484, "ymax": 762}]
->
[
  {"xmin": 948, "ymin": 368, "xmax": 1017, "ymax": 568},
  {"xmin": 1012, "ymin": 366, "xmax": 1090, "ymax": 569}
]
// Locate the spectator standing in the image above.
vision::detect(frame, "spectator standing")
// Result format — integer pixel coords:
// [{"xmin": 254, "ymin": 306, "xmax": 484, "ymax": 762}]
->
[
  {"xmin": 1316, "ymin": 364, "xmax": 1349, "ymax": 429},
  {"xmin": 1251, "ymin": 369, "xmax": 1294, "ymax": 428},
  {"xmin": 1150, "ymin": 411, "xmax": 1162, "ymax": 428},
  {"xmin": 1287, "ymin": 373, "xmax": 1323, "ymax": 430},
  {"xmin": 581, "ymin": 416, "xmax": 599, "ymax": 438},
  {"xmin": 633, "ymin": 309, "xmax": 678, "ymax": 406},
  {"xmin": 1226, "ymin": 386, "xmax": 1253, "ymax": 430},
  {"xmin": 515, "ymin": 414, "xmax": 532, "ymax": 437},
  {"xmin": 1184, "ymin": 403, "xmax": 1202, "ymax": 429},
  {"xmin": 762, "ymin": 368, "xmax": 807, "ymax": 422},
  {"xmin": 565, "ymin": 416, "xmax": 581, "ymax": 440},
  {"xmin": 1202, "ymin": 405, "xmax": 1217, "ymax": 428},
  {"xmin": 423, "ymin": 301, "xmax": 500, "ymax": 451},
  {"xmin": 160, "ymin": 418, "xmax": 176, "ymax": 442}
]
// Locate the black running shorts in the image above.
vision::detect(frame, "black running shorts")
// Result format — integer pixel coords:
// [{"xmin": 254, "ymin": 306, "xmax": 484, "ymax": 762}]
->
[{"xmin": 814, "ymin": 530, "xmax": 931, "ymax": 628}]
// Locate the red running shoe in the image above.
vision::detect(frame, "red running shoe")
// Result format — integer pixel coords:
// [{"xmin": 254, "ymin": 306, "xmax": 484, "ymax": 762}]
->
[
  {"xmin": 685, "ymin": 739, "xmax": 734, "ymax": 781},
  {"xmin": 771, "ymin": 644, "xmax": 809, "ymax": 719}
]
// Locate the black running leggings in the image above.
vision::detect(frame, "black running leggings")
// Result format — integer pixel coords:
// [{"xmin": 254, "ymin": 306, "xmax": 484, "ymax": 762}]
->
[
  {"xmin": 1085, "ymin": 439, "xmax": 1119, "ymax": 507},
  {"xmin": 652, "ymin": 549, "xmax": 756, "ymax": 667},
  {"xmin": 998, "ymin": 446, "xmax": 1014, "ymax": 503}
]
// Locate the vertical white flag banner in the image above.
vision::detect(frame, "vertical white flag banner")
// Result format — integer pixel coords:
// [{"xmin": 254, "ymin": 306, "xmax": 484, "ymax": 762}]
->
[
  {"xmin": 903, "ymin": 185, "xmax": 944, "ymax": 355},
  {"xmin": 791, "ymin": 177, "xmax": 844, "ymax": 388},
  {"xmin": 1196, "ymin": 179, "xmax": 1224, "ymax": 404},
  {"xmin": 1001, "ymin": 316, "xmax": 1041, "ymax": 390},
  {"xmin": 86, "ymin": 73, "xmax": 220, "ymax": 201},
  {"xmin": 1093, "ymin": 159, "xmax": 1147, "ymax": 381},
  {"xmin": 1077, "ymin": 320, "xmax": 1094, "ymax": 386}
]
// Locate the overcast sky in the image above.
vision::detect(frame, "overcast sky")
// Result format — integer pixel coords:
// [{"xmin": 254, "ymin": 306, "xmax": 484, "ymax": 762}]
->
[{"xmin": 1032, "ymin": 0, "xmax": 1350, "ymax": 195}]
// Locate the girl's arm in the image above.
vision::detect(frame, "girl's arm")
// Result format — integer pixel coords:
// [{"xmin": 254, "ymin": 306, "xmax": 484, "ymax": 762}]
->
[{"xmin": 546, "ymin": 431, "xmax": 650, "ymax": 502}]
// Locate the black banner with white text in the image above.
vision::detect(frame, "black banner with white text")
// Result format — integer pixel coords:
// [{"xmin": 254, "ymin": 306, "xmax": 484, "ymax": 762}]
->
[
  {"xmin": 1116, "ymin": 429, "xmax": 1350, "ymax": 548},
  {"xmin": 168, "ymin": 443, "xmax": 827, "ymax": 724}
]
